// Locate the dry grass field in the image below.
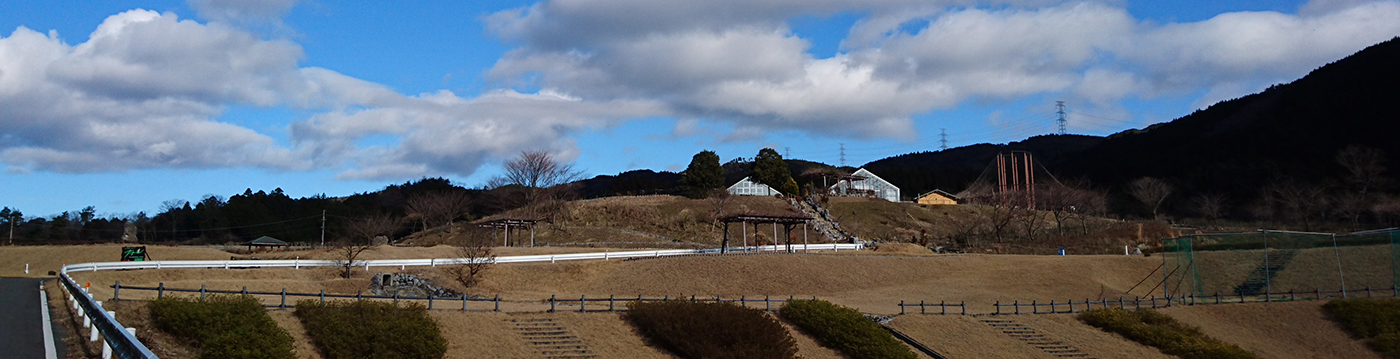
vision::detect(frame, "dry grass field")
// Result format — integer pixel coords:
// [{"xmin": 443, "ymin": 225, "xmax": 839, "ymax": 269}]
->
[{"xmin": 1158, "ymin": 301, "xmax": 1378, "ymax": 359}]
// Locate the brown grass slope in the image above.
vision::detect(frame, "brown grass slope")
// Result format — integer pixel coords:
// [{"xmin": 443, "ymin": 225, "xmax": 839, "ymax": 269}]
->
[
  {"xmin": 474, "ymin": 195, "xmax": 819, "ymax": 246},
  {"xmin": 1159, "ymin": 301, "xmax": 1378, "ymax": 359}
]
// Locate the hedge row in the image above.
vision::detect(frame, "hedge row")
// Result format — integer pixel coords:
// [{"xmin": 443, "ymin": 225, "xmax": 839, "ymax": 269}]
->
[
  {"xmin": 624, "ymin": 301, "xmax": 797, "ymax": 359},
  {"xmin": 1078, "ymin": 308, "xmax": 1259, "ymax": 359},
  {"xmin": 778, "ymin": 299, "xmax": 915, "ymax": 359},
  {"xmin": 1323, "ymin": 298, "xmax": 1400, "ymax": 358},
  {"xmin": 148, "ymin": 295, "xmax": 295, "ymax": 359},
  {"xmin": 294, "ymin": 300, "xmax": 447, "ymax": 359}
]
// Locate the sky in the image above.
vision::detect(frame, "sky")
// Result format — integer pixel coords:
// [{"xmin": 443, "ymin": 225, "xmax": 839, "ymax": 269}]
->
[{"xmin": 2, "ymin": 0, "xmax": 1399, "ymax": 218}]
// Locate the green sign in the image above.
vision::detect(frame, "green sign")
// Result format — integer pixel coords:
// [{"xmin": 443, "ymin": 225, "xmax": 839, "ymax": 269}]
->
[{"xmin": 121, "ymin": 246, "xmax": 148, "ymax": 261}]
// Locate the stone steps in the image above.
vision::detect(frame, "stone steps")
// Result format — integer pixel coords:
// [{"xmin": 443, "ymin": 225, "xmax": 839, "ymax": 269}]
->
[
  {"xmin": 981, "ymin": 318, "xmax": 1096, "ymax": 359},
  {"xmin": 510, "ymin": 318, "xmax": 596, "ymax": 359}
]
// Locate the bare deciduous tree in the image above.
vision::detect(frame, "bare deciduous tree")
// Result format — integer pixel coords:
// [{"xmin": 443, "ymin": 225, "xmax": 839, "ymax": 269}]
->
[
  {"xmin": 335, "ymin": 214, "xmax": 399, "ymax": 278},
  {"xmin": 1336, "ymin": 145, "xmax": 1389, "ymax": 230},
  {"xmin": 707, "ymin": 188, "xmax": 733, "ymax": 232},
  {"xmin": 1190, "ymin": 193, "xmax": 1228, "ymax": 227},
  {"xmin": 1129, "ymin": 177, "xmax": 1173, "ymax": 220},
  {"xmin": 406, "ymin": 191, "xmax": 473, "ymax": 231},
  {"xmin": 489, "ymin": 151, "xmax": 585, "ymax": 224},
  {"xmin": 447, "ymin": 227, "xmax": 496, "ymax": 290}
]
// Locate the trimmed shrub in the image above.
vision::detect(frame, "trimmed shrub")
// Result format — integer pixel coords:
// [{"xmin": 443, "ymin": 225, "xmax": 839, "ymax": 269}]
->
[
  {"xmin": 293, "ymin": 300, "xmax": 447, "ymax": 359},
  {"xmin": 778, "ymin": 299, "xmax": 915, "ymax": 359},
  {"xmin": 624, "ymin": 300, "xmax": 797, "ymax": 359},
  {"xmin": 148, "ymin": 295, "xmax": 295, "ymax": 359},
  {"xmin": 1078, "ymin": 308, "xmax": 1259, "ymax": 359},
  {"xmin": 1323, "ymin": 297, "xmax": 1400, "ymax": 357}
]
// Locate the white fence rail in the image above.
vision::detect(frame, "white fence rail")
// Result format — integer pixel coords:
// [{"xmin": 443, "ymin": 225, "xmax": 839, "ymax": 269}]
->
[
  {"xmin": 62, "ymin": 243, "xmax": 862, "ymax": 273},
  {"xmin": 57, "ymin": 242, "xmax": 862, "ymax": 359}
]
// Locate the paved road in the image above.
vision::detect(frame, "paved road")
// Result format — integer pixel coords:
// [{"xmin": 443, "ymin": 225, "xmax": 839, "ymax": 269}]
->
[{"xmin": 0, "ymin": 278, "xmax": 65, "ymax": 359}]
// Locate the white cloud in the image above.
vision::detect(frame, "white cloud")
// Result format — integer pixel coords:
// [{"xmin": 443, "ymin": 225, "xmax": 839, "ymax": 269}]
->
[
  {"xmin": 0, "ymin": 9, "xmax": 669, "ymax": 180},
  {"xmin": 487, "ymin": 0, "xmax": 1400, "ymax": 140}
]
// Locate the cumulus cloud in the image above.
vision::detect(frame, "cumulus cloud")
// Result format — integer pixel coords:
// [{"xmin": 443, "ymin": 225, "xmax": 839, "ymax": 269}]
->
[
  {"xmin": 0, "ymin": 9, "xmax": 667, "ymax": 180},
  {"xmin": 488, "ymin": 0, "xmax": 1400, "ymax": 138}
]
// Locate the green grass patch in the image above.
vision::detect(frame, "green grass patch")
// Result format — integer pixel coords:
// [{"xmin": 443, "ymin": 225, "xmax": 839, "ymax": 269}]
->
[
  {"xmin": 778, "ymin": 299, "xmax": 915, "ymax": 359},
  {"xmin": 624, "ymin": 301, "xmax": 797, "ymax": 359},
  {"xmin": 293, "ymin": 300, "xmax": 447, "ymax": 359},
  {"xmin": 148, "ymin": 294, "xmax": 295, "ymax": 359},
  {"xmin": 1323, "ymin": 298, "xmax": 1400, "ymax": 358},
  {"xmin": 1078, "ymin": 308, "xmax": 1259, "ymax": 359}
]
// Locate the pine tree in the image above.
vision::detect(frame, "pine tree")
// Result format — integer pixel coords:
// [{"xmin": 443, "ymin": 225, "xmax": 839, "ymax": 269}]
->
[{"xmin": 679, "ymin": 150, "xmax": 724, "ymax": 198}]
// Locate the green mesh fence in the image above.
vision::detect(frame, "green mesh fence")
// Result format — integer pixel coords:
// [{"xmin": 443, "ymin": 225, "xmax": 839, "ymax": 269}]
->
[{"xmin": 1161, "ymin": 228, "xmax": 1400, "ymax": 301}]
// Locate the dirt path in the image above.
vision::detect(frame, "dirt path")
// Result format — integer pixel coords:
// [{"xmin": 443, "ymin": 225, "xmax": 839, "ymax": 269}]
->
[{"xmin": 1159, "ymin": 301, "xmax": 1378, "ymax": 359}]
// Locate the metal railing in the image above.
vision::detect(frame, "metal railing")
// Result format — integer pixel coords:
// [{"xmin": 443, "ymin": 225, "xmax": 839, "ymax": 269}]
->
[{"xmin": 58, "ymin": 273, "xmax": 157, "ymax": 359}]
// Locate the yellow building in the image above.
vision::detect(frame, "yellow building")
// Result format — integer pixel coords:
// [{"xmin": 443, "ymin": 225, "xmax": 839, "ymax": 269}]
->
[{"xmin": 915, "ymin": 190, "xmax": 961, "ymax": 205}]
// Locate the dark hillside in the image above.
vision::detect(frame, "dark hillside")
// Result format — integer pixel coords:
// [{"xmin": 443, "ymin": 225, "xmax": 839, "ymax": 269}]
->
[{"xmin": 1062, "ymin": 36, "xmax": 1400, "ymax": 197}]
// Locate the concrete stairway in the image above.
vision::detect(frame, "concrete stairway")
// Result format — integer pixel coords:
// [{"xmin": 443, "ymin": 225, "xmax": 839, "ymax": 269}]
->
[
  {"xmin": 510, "ymin": 318, "xmax": 596, "ymax": 359},
  {"xmin": 981, "ymin": 318, "xmax": 1095, "ymax": 358}
]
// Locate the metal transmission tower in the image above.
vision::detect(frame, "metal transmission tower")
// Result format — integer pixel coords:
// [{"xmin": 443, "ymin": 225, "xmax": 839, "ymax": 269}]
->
[
  {"xmin": 939, "ymin": 128, "xmax": 949, "ymax": 150},
  {"xmin": 1055, "ymin": 101, "xmax": 1067, "ymax": 135},
  {"xmin": 838, "ymin": 143, "xmax": 846, "ymax": 167}
]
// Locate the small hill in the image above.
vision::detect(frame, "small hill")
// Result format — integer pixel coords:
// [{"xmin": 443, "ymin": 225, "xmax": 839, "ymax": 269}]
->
[{"xmin": 476, "ymin": 195, "xmax": 815, "ymax": 246}]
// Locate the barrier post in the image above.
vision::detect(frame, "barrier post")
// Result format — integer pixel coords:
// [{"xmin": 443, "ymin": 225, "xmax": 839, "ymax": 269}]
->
[
  {"xmin": 900, "ymin": 300, "xmax": 905, "ymax": 315},
  {"xmin": 581, "ymin": 295, "xmax": 586, "ymax": 313},
  {"xmin": 550, "ymin": 295, "xmax": 556, "ymax": 313},
  {"xmin": 200, "ymin": 285, "xmax": 206, "ymax": 301},
  {"xmin": 157, "ymin": 283, "xmax": 164, "ymax": 300},
  {"xmin": 610, "ymin": 295, "xmax": 615, "ymax": 312},
  {"xmin": 113, "ymin": 282, "xmax": 120, "ymax": 302},
  {"xmin": 495, "ymin": 295, "xmax": 500, "ymax": 312},
  {"xmin": 320, "ymin": 290, "xmax": 325, "ymax": 304},
  {"xmin": 280, "ymin": 289, "xmax": 287, "ymax": 309}
]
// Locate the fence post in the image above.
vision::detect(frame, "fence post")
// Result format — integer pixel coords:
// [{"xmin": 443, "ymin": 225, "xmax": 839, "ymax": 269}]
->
[
  {"xmin": 581, "ymin": 294, "xmax": 586, "ymax": 313},
  {"xmin": 495, "ymin": 295, "xmax": 500, "ymax": 312},
  {"xmin": 394, "ymin": 292, "xmax": 399, "ymax": 305},
  {"xmin": 741, "ymin": 295, "xmax": 746, "ymax": 308},
  {"xmin": 962, "ymin": 301, "xmax": 966, "ymax": 315},
  {"xmin": 242, "ymin": 286, "xmax": 248, "ymax": 297},
  {"xmin": 1032, "ymin": 300, "xmax": 1037, "ymax": 314},
  {"xmin": 1014, "ymin": 300, "xmax": 1019, "ymax": 315},
  {"xmin": 766, "ymin": 295, "xmax": 771, "ymax": 311},
  {"xmin": 113, "ymin": 282, "xmax": 121, "ymax": 302},
  {"xmin": 995, "ymin": 301, "xmax": 1000, "ymax": 315},
  {"xmin": 280, "ymin": 289, "xmax": 287, "ymax": 309},
  {"xmin": 357, "ymin": 291, "xmax": 362, "ymax": 301},
  {"xmin": 1068, "ymin": 299, "xmax": 1073, "ymax": 313},
  {"xmin": 463, "ymin": 295, "xmax": 469, "ymax": 311},
  {"xmin": 610, "ymin": 295, "xmax": 615, "ymax": 312},
  {"xmin": 550, "ymin": 295, "xmax": 556, "ymax": 313},
  {"xmin": 941, "ymin": 300, "xmax": 947, "ymax": 315},
  {"xmin": 900, "ymin": 300, "xmax": 905, "ymax": 315},
  {"xmin": 200, "ymin": 285, "xmax": 206, "ymax": 301},
  {"xmin": 428, "ymin": 295, "xmax": 434, "ymax": 310},
  {"xmin": 1120, "ymin": 297, "xmax": 1125, "ymax": 310},
  {"xmin": 1317, "ymin": 288, "xmax": 1322, "ymax": 300},
  {"xmin": 1369, "ymin": 286, "xmax": 1374, "ymax": 298},
  {"xmin": 158, "ymin": 282, "xmax": 164, "ymax": 300},
  {"xmin": 320, "ymin": 290, "xmax": 325, "ymax": 305}
]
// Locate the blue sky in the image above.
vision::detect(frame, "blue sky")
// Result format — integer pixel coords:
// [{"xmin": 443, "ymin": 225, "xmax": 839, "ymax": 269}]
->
[{"xmin": 2, "ymin": 0, "xmax": 1398, "ymax": 217}]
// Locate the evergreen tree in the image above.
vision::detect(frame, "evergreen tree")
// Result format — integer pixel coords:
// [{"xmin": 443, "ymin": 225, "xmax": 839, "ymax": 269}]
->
[
  {"xmin": 751, "ymin": 148, "xmax": 796, "ymax": 195},
  {"xmin": 679, "ymin": 150, "xmax": 724, "ymax": 198}
]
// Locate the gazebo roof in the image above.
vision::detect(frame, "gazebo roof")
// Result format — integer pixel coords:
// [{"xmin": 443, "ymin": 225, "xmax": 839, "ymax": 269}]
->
[
  {"xmin": 718, "ymin": 214, "xmax": 813, "ymax": 225},
  {"xmin": 246, "ymin": 236, "xmax": 289, "ymax": 246}
]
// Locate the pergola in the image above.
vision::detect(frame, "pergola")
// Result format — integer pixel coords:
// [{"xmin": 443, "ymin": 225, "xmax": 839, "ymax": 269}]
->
[
  {"xmin": 719, "ymin": 214, "xmax": 814, "ymax": 254},
  {"xmin": 476, "ymin": 219, "xmax": 539, "ymax": 247}
]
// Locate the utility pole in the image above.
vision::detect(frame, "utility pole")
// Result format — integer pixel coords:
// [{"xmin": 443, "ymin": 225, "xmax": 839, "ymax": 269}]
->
[
  {"xmin": 320, "ymin": 210, "xmax": 326, "ymax": 248},
  {"xmin": 839, "ymin": 143, "xmax": 846, "ymax": 167},
  {"xmin": 1055, "ymin": 101, "xmax": 1067, "ymax": 135},
  {"xmin": 939, "ymin": 128, "xmax": 949, "ymax": 151}
]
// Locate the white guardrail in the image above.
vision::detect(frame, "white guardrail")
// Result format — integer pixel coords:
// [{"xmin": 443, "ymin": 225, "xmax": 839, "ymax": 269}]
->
[{"xmin": 58, "ymin": 243, "xmax": 863, "ymax": 359}]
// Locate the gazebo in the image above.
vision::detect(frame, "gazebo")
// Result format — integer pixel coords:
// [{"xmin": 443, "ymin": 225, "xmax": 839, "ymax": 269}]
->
[
  {"xmin": 476, "ymin": 218, "xmax": 540, "ymax": 247},
  {"xmin": 244, "ymin": 236, "xmax": 289, "ymax": 252},
  {"xmin": 718, "ymin": 214, "xmax": 814, "ymax": 254}
]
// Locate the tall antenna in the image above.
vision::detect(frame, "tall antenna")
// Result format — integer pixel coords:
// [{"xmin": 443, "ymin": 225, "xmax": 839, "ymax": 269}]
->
[
  {"xmin": 839, "ymin": 143, "xmax": 846, "ymax": 167},
  {"xmin": 939, "ymin": 128, "xmax": 949, "ymax": 150},
  {"xmin": 784, "ymin": 147, "xmax": 791, "ymax": 159},
  {"xmin": 1055, "ymin": 101, "xmax": 1067, "ymax": 135}
]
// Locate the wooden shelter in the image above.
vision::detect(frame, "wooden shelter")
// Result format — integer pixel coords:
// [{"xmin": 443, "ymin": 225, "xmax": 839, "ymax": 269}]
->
[
  {"xmin": 244, "ymin": 236, "xmax": 289, "ymax": 252},
  {"xmin": 718, "ymin": 214, "xmax": 814, "ymax": 254},
  {"xmin": 476, "ymin": 218, "xmax": 539, "ymax": 247}
]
